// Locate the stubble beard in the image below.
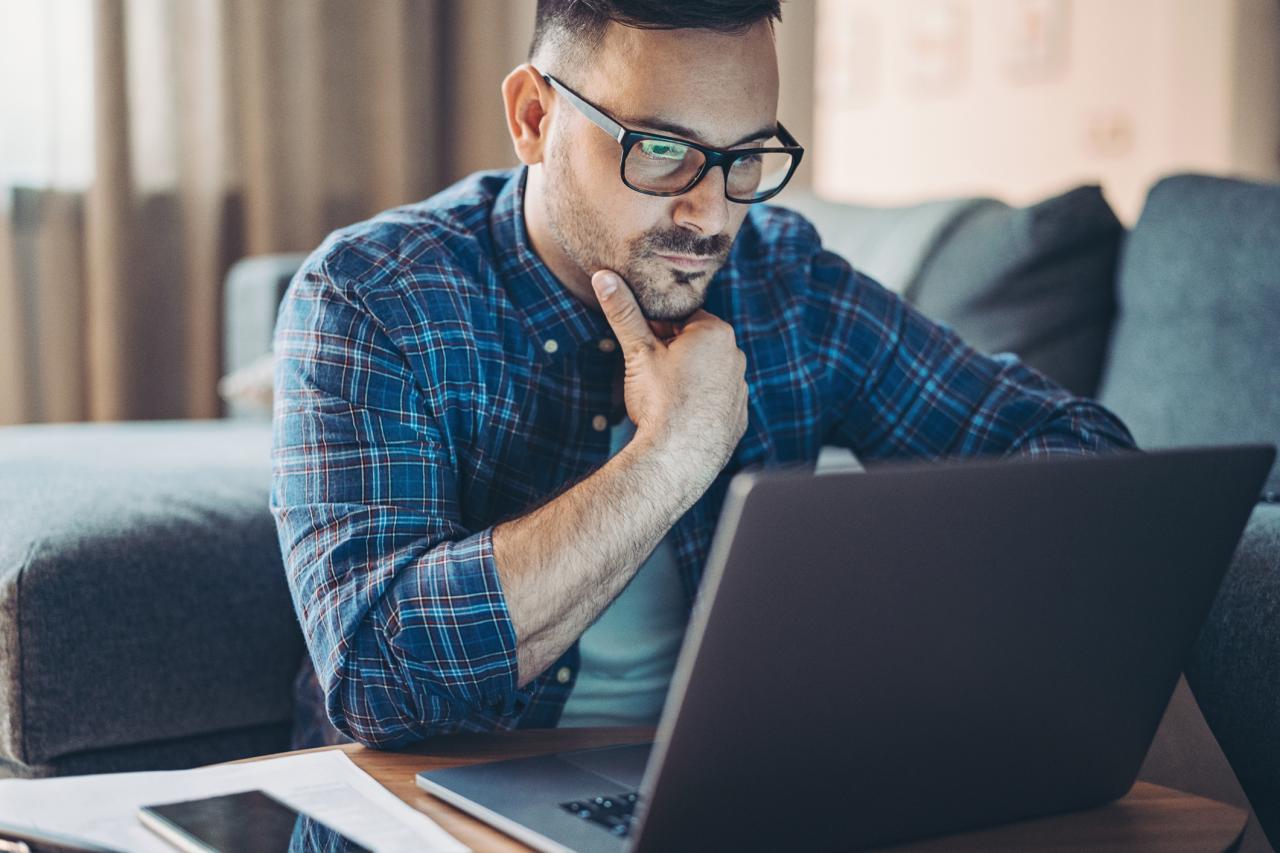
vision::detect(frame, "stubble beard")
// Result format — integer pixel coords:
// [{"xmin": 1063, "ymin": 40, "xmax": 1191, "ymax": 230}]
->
[{"xmin": 545, "ymin": 147, "xmax": 731, "ymax": 322}]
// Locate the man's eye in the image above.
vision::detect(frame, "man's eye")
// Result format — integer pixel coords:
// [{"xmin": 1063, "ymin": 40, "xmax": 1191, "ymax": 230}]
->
[{"xmin": 638, "ymin": 140, "xmax": 687, "ymax": 160}]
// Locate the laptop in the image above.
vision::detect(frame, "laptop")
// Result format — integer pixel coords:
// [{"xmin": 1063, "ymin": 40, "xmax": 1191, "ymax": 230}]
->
[{"xmin": 417, "ymin": 445, "xmax": 1274, "ymax": 852}]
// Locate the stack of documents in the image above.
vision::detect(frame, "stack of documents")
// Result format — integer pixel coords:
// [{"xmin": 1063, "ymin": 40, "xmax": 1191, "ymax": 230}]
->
[{"xmin": 0, "ymin": 750, "xmax": 469, "ymax": 852}]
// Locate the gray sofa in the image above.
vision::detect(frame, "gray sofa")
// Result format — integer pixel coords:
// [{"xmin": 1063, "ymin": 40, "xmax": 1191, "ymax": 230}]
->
[{"xmin": 2, "ymin": 174, "xmax": 1276, "ymax": 848}]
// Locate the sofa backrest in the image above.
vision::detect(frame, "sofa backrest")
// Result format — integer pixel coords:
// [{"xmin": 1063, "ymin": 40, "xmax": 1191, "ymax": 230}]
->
[
  {"xmin": 775, "ymin": 190, "xmax": 988, "ymax": 295},
  {"xmin": 1097, "ymin": 174, "xmax": 1280, "ymax": 492},
  {"xmin": 223, "ymin": 253, "xmax": 308, "ymax": 377},
  {"xmin": 222, "ymin": 253, "xmax": 307, "ymax": 419}
]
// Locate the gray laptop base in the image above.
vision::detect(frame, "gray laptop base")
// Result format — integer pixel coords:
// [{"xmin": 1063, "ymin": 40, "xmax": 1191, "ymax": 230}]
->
[
  {"xmin": 417, "ymin": 445, "xmax": 1274, "ymax": 853},
  {"xmin": 418, "ymin": 743, "xmax": 651, "ymax": 853}
]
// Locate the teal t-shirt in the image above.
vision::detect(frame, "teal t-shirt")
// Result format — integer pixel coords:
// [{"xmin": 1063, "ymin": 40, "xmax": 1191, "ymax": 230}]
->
[{"xmin": 557, "ymin": 417, "xmax": 690, "ymax": 727}]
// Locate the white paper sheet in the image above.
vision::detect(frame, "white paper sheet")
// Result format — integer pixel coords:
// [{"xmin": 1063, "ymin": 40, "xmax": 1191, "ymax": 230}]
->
[{"xmin": 0, "ymin": 749, "xmax": 469, "ymax": 852}]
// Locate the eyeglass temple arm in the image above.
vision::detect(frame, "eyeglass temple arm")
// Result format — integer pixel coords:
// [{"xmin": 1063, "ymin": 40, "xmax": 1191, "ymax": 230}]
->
[
  {"xmin": 541, "ymin": 73, "xmax": 626, "ymax": 143},
  {"xmin": 775, "ymin": 122, "xmax": 799, "ymax": 148}
]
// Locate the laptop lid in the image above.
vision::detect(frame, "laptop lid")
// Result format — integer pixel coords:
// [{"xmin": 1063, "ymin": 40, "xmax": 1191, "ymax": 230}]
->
[{"xmin": 629, "ymin": 445, "xmax": 1273, "ymax": 851}]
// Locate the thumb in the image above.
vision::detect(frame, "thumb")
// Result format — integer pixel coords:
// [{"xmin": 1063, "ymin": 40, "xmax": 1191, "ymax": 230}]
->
[{"xmin": 591, "ymin": 270, "xmax": 660, "ymax": 355}]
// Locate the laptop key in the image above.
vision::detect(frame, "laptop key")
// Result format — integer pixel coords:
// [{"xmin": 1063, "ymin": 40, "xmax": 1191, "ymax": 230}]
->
[{"xmin": 560, "ymin": 791, "xmax": 641, "ymax": 837}]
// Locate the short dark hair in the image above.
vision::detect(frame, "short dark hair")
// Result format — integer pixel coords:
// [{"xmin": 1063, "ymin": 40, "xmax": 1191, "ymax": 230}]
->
[{"xmin": 529, "ymin": 0, "xmax": 783, "ymax": 64}]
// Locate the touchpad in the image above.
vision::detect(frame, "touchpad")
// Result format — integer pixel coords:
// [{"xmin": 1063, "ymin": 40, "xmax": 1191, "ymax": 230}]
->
[{"xmin": 559, "ymin": 743, "xmax": 653, "ymax": 790}]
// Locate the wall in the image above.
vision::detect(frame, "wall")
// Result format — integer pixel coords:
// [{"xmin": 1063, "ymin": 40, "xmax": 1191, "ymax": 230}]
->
[
  {"xmin": 776, "ymin": 0, "xmax": 818, "ymax": 188},
  {"xmin": 813, "ymin": 0, "xmax": 1280, "ymax": 222}
]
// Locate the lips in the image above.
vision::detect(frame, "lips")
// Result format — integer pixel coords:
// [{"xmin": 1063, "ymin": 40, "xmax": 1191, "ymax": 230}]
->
[{"xmin": 656, "ymin": 253, "xmax": 717, "ymax": 270}]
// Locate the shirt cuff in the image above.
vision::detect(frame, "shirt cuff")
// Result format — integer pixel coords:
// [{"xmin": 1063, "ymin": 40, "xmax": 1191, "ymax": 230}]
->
[{"xmin": 379, "ymin": 525, "xmax": 522, "ymax": 712}]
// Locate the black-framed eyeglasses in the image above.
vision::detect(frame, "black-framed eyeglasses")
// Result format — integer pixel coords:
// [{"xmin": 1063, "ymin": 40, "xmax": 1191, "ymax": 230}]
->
[{"xmin": 541, "ymin": 72, "xmax": 804, "ymax": 204}]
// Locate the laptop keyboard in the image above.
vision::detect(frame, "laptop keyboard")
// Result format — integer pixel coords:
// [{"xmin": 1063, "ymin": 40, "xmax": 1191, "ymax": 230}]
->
[{"xmin": 560, "ymin": 792, "xmax": 639, "ymax": 837}]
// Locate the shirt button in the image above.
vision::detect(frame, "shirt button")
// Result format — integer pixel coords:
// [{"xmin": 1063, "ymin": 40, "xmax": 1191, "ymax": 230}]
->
[
  {"xmin": 591, "ymin": 414, "xmax": 609, "ymax": 432},
  {"xmin": 598, "ymin": 338, "xmax": 617, "ymax": 353},
  {"xmin": 556, "ymin": 666, "xmax": 573, "ymax": 684},
  {"xmin": 543, "ymin": 339, "xmax": 559, "ymax": 354}
]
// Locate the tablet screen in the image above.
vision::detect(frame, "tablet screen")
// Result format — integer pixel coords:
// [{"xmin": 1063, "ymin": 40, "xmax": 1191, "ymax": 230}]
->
[{"xmin": 139, "ymin": 789, "xmax": 372, "ymax": 852}]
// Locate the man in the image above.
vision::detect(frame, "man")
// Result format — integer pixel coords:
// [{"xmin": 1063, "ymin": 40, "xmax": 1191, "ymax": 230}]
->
[{"xmin": 271, "ymin": 0, "xmax": 1134, "ymax": 750}]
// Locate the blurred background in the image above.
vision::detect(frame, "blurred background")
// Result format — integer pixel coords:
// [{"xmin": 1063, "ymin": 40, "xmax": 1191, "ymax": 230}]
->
[{"xmin": 1, "ymin": 0, "xmax": 1277, "ymax": 427}]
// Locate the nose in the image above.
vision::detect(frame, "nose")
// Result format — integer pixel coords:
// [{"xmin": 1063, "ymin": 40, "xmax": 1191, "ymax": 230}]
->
[{"xmin": 671, "ymin": 164, "xmax": 731, "ymax": 237}]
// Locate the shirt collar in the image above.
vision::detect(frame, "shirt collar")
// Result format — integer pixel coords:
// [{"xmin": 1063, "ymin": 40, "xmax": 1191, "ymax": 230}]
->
[{"xmin": 493, "ymin": 167, "xmax": 616, "ymax": 364}]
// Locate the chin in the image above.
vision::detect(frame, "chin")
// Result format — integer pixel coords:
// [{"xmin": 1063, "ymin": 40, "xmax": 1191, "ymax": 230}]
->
[{"xmin": 635, "ymin": 279, "xmax": 707, "ymax": 321}]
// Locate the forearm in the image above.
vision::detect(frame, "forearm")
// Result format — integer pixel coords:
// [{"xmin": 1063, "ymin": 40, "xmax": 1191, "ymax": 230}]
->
[
  {"xmin": 830, "ymin": 282, "xmax": 1134, "ymax": 460},
  {"xmin": 493, "ymin": 430, "xmax": 716, "ymax": 687}
]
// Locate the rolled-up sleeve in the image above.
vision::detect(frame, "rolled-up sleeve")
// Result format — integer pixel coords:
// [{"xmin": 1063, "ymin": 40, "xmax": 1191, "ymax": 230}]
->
[
  {"xmin": 809, "ymin": 249, "xmax": 1136, "ymax": 459},
  {"xmin": 270, "ymin": 256, "xmax": 521, "ymax": 748}
]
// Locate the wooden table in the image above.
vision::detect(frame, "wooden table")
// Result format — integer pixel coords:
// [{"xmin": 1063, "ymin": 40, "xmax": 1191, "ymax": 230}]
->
[{"xmin": 248, "ymin": 727, "xmax": 1246, "ymax": 852}]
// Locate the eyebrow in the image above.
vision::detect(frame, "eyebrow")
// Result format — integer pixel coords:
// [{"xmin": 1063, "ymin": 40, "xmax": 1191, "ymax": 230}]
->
[{"xmin": 619, "ymin": 114, "xmax": 778, "ymax": 149}]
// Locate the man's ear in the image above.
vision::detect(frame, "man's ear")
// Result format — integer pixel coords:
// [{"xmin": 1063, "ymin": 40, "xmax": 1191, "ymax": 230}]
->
[{"xmin": 502, "ymin": 64, "xmax": 554, "ymax": 166}]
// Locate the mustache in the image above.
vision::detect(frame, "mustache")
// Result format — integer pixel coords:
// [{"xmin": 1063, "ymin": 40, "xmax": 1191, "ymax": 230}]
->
[{"xmin": 639, "ymin": 229, "xmax": 732, "ymax": 260}]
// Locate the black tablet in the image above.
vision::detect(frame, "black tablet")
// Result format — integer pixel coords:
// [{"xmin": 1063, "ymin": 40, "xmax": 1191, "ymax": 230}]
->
[{"xmin": 138, "ymin": 789, "xmax": 371, "ymax": 853}]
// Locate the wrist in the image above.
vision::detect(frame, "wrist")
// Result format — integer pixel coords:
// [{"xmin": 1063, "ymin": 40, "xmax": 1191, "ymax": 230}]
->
[{"xmin": 628, "ymin": 423, "xmax": 729, "ymax": 494}]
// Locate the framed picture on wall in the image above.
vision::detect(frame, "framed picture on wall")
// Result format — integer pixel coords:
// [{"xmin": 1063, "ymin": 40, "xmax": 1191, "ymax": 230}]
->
[{"xmin": 1004, "ymin": 0, "xmax": 1071, "ymax": 83}]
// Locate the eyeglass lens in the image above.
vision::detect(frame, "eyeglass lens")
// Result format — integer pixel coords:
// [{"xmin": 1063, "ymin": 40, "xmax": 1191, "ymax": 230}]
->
[{"xmin": 623, "ymin": 138, "xmax": 794, "ymax": 201}]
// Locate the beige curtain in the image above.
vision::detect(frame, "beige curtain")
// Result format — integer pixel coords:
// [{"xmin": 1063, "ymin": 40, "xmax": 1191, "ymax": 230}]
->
[{"xmin": 0, "ymin": 0, "xmax": 535, "ymax": 424}]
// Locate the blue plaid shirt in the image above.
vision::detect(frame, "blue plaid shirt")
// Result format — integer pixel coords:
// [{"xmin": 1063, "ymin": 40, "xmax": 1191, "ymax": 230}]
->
[{"xmin": 271, "ymin": 167, "xmax": 1134, "ymax": 749}]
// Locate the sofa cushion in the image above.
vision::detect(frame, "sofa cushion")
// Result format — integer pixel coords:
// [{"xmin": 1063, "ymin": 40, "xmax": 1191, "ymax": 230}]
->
[
  {"xmin": 0, "ymin": 420, "xmax": 303, "ymax": 771},
  {"xmin": 775, "ymin": 190, "xmax": 989, "ymax": 294},
  {"xmin": 1098, "ymin": 174, "xmax": 1280, "ymax": 492},
  {"xmin": 908, "ymin": 186, "xmax": 1124, "ymax": 397}
]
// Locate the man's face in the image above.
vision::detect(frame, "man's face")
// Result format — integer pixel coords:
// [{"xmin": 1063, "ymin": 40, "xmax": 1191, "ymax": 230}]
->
[{"xmin": 541, "ymin": 21, "xmax": 780, "ymax": 321}]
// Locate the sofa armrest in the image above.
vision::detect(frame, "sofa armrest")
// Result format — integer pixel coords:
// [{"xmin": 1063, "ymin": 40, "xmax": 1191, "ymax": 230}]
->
[
  {"xmin": 1182, "ymin": 503, "xmax": 1280, "ymax": 848},
  {"xmin": 0, "ymin": 421, "xmax": 304, "ymax": 772}
]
